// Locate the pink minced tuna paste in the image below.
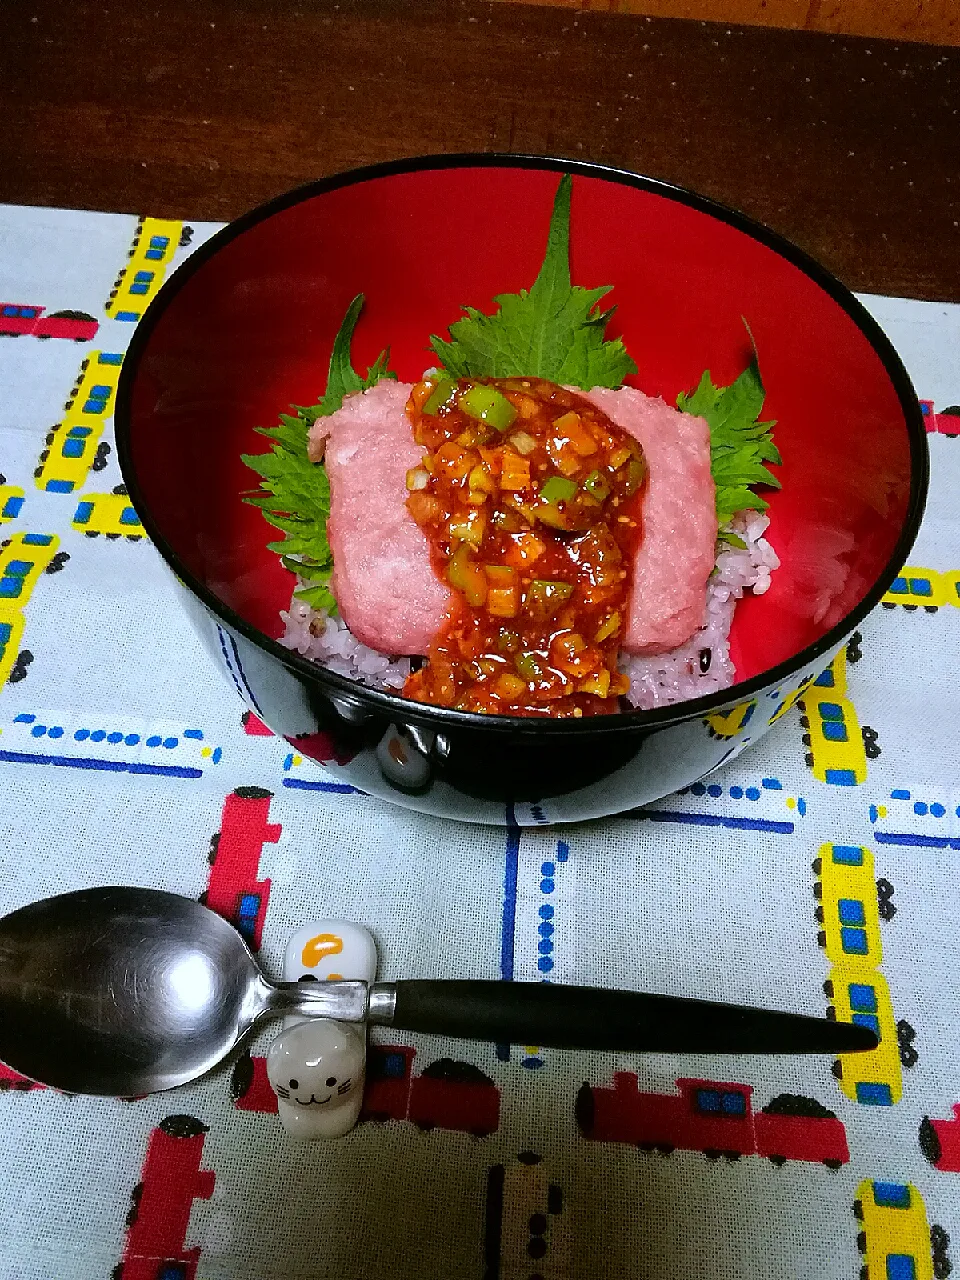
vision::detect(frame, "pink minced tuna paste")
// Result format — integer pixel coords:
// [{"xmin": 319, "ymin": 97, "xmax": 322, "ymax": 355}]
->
[
  {"xmin": 309, "ymin": 379, "xmax": 449, "ymax": 654},
  {"xmin": 310, "ymin": 381, "xmax": 716, "ymax": 657},
  {"xmin": 582, "ymin": 386, "xmax": 717, "ymax": 655}
]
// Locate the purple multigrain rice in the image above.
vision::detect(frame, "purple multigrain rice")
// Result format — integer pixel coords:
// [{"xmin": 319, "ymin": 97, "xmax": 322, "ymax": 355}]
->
[
  {"xmin": 279, "ymin": 510, "xmax": 779, "ymax": 710},
  {"xmin": 280, "ymin": 602, "xmax": 412, "ymax": 690}
]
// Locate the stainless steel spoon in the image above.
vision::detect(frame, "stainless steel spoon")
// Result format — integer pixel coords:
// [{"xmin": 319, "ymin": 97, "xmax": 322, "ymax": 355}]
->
[{"xmin": 0, "ymin": 886, "xmax": 875, "ymax": 1096}]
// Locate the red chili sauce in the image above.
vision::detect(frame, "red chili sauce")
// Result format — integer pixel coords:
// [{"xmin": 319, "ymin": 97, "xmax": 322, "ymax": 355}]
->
[{"xmin": 402, "ymin": 376, "xmax": 646, "ymax": 717}]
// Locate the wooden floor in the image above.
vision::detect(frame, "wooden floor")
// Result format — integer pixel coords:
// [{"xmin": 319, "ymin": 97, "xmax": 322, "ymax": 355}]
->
[{"xmin": 492, "ymin": 0, "xmax": 959, "ymax": 45}]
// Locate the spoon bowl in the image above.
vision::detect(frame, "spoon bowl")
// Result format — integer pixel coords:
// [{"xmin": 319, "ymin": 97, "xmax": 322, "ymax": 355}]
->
[{"xmin": 0, "ymin": 887, "xmax": 361, "ymax": 1095}]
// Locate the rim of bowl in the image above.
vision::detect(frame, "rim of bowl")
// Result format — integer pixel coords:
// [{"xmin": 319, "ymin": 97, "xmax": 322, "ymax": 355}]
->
[{"xmin": 115, "ymin": 152, "xmax": 929, "ymax": 737}]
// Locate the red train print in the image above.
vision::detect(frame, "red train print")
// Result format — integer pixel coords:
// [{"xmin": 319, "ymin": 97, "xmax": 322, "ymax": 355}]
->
[
  {"xmin": 240, "ymin": 708, "xmax": 360, "ymax": 765},
  {"xmin": 576, "ymin": 1074, "xmax": 848, "ymax": 1168},
  {"xmin": 113, "ymin": 1115, "xmax": 214, "ymax": 1280},
  {"xmin": 290, "ymin": 728, "xmax": 360, "ymax": 767},
  {"xmin": 0, "ymin": 303, "xmax": 98, "ymax": 342},
  {"xmin": 231, "ymin": 1053, "xmax": 278, "ymax": 1114},
  {"xmin": 920, "ymin": 1104, "xmax": 960, "ymax": 1173},
  {"xmin": 0, "ymin": 1061, "xmax": 44, "ymax": 1091},
  {"xmin": 201, "ymin": 786, "xmax": 280, "ymax": 951},
  {"xmin": 364, "ymin": 1046, "xmax": 500, "ymax": 1136},
  {"xmin": 232, "ymin": 1045, "xmax": 501, "ymax": 1136},
  {"xmin": 921, "ymin": 400, "xmax": 960, "ymax": 436},
  {"xmin": 241, "ymin": 710, "xmax": 274, "ymax": 736}
]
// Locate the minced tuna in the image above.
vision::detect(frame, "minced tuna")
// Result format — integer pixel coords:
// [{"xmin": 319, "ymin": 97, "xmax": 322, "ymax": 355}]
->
[
  {"xmin": 582, "ymin": 386, "xmax": 717, "ymax": 655},
  {"xmin": 313, "ymin": 379, "xmax": 449, "ymax": 654},
  {"xmin": 314, "ymin": 381, "xmax": 717, "ymax": 659}
]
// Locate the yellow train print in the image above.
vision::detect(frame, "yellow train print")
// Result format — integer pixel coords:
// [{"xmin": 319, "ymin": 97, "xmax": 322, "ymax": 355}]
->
[
  {"xmin": 0, "ymin": 532, "xmax": 61, "ymax": 607},
  {"xmin": 0, "ymin": 611, "xmax": 26, "ymax": 689},
  {"xmin": 34, "ymin": 350, "xmax": 123, "ymax": 493},
  {"xmin": 0, "ymin": 483, "xmax": 25, "ymax": 523},
  {"xmin": 704, "ymin": 698, "xmax": 757, "ymax": 740},
  {"xmin": 487, "ymin": 1155, "xmax": 568, "ymax": 1280},
  {"xmin": 105, "ymin": 217, "xmax": 182, "ymax": 322},
  {"xmin": 72, "ymin": 488, "xmax": 145, "ymax": 540},
  {"xmin": 813, "ymin": 841, "xmax": 883, "ymax": 968},
  {"xmin": 766, "ymin": 673, "xmax": 815, "ymax": 726},
  {"xmin": 814, "ymin": 841, "xmax": 915, "ymax": 1108},
  {"xmin": 853, "ymin": 1179, "xmax": 949, "ymax": 1280},
  {"xmin": 825, "ymin": 968, "xmax": 903, "ymax": 1107},
  {"xmin": 0, "ymin": 533, "xmax": 63, "ymax": 691},
  {"xmin": 882, "ymin": 566, "xmax": 960, "ymax": 611},
  {"xmin": 799, "ymin": 649, "xmax": 868, "ymax": 786}
]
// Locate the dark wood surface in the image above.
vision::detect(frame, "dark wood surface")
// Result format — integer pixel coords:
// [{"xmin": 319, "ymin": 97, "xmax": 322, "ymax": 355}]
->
[{"xmin": 2, "ymin": 0, "xmax": 958, "ymax": 300}]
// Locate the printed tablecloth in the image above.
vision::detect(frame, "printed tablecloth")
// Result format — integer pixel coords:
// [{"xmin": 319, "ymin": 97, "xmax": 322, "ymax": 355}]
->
[{"xmin": 1, "ymin": 204, "xmax": 959, "ymax": 1280}]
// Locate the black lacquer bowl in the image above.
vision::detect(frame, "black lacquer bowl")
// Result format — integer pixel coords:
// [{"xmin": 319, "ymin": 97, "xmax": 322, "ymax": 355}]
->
[{"xmin": 115, "ymin": 155, "xmax": 926, "ymax": 825}]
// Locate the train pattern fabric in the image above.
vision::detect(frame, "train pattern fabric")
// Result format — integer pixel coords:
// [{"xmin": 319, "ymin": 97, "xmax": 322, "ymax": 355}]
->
[{"xmin": 1, "ymin": 203, "xmax": 960, "ymax": 1278}]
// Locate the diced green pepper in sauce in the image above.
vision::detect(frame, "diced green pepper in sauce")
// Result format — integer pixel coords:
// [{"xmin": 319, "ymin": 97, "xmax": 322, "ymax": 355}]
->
[
  {"xmin": 422, "ymin": 378, "xmax": 459, "ymax": 416},
  {"xmin": 539, "ymin": 475, "xmax": 578, "ymax": 504},
  {"xmin": 459, "ymin": 383, "xmax": 518, "ymax": 432}
]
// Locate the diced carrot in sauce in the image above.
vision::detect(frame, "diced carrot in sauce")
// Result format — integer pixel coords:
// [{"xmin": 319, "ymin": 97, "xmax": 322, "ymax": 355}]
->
[
  {"xmin": 579, "ymin": 668, "xmax": 611, "ymax": 698},
  {"xmin": 485, "ymin": 564, "xmax": 519, "ymax": 618},
  {"xmin": 500, "ymin": 451, "xmax": 532, "ymax": 491},
  {"xmin": 504, "ymin": 532, "xmax": 545, "ymax": 568},
  {"xmin": 403, "ymin": 377, "xmax": 646, "ymax": 717},
  {"xmin": 553, "ymin": 445, "xmax": 582, "ymax": 478},
  {"xmin": 477, "ymin": 445, "xmax": 503, "ymax": 471},
  {"xmin": 405, "ymin": 492, "xmax": 442, "ymax": 524},
  {"xmin": 495, "ymin": 673, "xmax": 528, "ymax": 699},
  {"xmin": 409, "ymin": 380, "xmax": 436, "ymax": 411},
  {"xmin": 435, "ymin": 442, "xmax": 476, "ymax": 479},
  {"xmin": 553, "ymin": 411, "xmax": 599, "ymax": 456},
  {"xmin": 468, "ymin": 464, "xmax": 497, "ymax": 495}
]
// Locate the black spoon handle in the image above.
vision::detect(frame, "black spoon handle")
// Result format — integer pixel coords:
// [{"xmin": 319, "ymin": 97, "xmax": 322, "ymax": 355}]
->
[{"xmin": 373, "ymin": 981, "xmax": 876, "ymax": 1055}]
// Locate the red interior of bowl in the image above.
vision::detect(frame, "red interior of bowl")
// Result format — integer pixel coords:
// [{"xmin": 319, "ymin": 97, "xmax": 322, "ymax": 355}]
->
[{"xmin": 125, "ymin": 163, "xmax": 916, "ymax": 688}]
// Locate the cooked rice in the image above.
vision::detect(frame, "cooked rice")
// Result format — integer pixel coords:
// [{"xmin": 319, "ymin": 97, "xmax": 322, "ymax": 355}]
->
[
  {"xmin": 279, "ymin": 510, "xmax": 779, "ymax": 710},
  {"xmin": 280, "ymin": 603, "xmax": 412, "ymax": 691}
]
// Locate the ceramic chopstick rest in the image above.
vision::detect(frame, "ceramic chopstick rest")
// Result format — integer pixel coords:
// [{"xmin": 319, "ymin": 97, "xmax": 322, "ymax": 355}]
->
[
  {"xmin": 266, "ymin": 1019, "xmax": 366, "ymax": 1139},
  {"xmin": 282, "ymin": 920, "xmax": 379, "ymax": 1016},
  {"xmin": 266, "ymin": 920, "xmax": 378, "ymax": 1140}
]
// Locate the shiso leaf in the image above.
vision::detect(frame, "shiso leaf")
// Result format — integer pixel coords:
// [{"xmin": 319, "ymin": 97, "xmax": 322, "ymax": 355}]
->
[
  {"xmin": 429, "ymin": 174, "xmax": 637, "ymax": 389},
  {"xmin": 677, "ymin": 344, "xmax": 781, "ymax": 527},
  {"xmin": 241, "ymin": 293, "xmax": 394, "ymax": 614}
]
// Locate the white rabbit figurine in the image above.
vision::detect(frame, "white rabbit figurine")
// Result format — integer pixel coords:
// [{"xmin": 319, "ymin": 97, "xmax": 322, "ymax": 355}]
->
[{"xmin": 266, "ymin": 1018, "xmax": 366, "ymax": 1140}]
